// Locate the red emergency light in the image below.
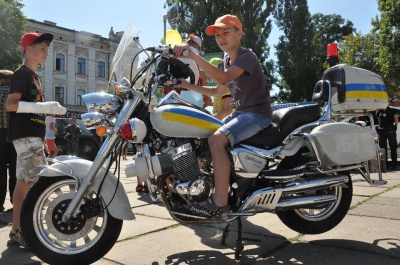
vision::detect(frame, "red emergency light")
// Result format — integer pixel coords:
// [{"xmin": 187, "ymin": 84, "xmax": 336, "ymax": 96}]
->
[
  {"xmin": 327, "ymin": 43, "xmax": 338, "ymax": 57},
  {"xmin": 327, "ymin": 43, "xmax": 339, "ymax": 67}
]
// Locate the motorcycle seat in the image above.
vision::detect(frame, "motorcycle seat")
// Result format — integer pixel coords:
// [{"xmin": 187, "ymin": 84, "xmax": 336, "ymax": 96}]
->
[{"xmin": 242, "ymin": 103, "xmax": 321, "ymax": 148}]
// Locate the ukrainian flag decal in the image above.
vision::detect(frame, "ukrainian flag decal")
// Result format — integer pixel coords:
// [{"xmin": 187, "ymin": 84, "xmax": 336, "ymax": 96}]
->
[
  {"xmin": 162, "ymin": 108, "xmax": 223, "ymax": 131},
  {"xmin": 345, "ymin": 83, "xmax": 388, "ymax": 100}
]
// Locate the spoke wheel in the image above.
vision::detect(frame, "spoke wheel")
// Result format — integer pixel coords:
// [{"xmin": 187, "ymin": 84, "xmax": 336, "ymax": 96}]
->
[
  {"xmin": 276, "ymin": 174, "xmax": 353, "ymax": 234},
  {"xmin": 21, "ymin": 177, "xmax": 123, "ymax": 265}
]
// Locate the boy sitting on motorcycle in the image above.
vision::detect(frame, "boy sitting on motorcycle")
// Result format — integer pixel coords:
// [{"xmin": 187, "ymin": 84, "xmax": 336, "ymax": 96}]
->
[{"xmin": 173, "ymin": 14, "xmax": 273, "ymax": 218}]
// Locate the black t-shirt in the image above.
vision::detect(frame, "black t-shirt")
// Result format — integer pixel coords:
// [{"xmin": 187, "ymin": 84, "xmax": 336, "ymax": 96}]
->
[
  {"xmin": 376, "ymin": 107, "xmax": 397, "ymax": 128},
  {"xmin": 8, "ymin": 65, "xmax": 46, "ymax": 142},
  {"xmin": 65, "ymin": 124, "xmax": 81, "ymax": 138}
]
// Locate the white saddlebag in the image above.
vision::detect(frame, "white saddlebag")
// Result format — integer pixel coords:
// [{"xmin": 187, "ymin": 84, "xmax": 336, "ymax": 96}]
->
[{"xmin": 311, "ymin": 122, "xmax": 376, "ymax": 166}]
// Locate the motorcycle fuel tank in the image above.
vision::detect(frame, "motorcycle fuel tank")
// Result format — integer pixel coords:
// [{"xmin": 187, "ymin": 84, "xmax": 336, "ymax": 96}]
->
[{"xmin": 150, "ymin": 104, "xmax": 223, "ymax": 138}]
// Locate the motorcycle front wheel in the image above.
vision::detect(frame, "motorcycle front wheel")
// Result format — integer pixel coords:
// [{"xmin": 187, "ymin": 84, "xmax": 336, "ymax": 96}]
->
[
  {"xmin": 21, "ymin": 176, "xmax": 123, "ymax": 265},
  {"xmin": 276, "ymin": 173, "xmax": 353, "ymax": 234}
]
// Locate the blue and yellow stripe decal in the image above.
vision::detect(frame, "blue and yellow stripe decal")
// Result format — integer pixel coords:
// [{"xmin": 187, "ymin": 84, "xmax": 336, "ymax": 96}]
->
[
  {"xmin": 162, "ymin": 108, "xmax": 223, "ymax": 131},
  {"xmin": 345, "ymin": 83, "xmax": 388, "ymax": 99}
]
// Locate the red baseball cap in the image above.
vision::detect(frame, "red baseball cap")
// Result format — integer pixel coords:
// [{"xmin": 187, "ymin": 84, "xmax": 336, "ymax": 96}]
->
[
  {"xmin": 205, "ymin": 14, "xmax": 242, "ymax": 35},
  {"xmin": 21, "ymin": 32, "xmax": 54, "ymax": 52}
]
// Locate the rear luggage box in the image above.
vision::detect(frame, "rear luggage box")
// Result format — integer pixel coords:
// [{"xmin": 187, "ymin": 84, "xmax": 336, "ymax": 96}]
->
[{"xmin": 322, "ymin": 64, "xmax": 388, "ymax": 114}]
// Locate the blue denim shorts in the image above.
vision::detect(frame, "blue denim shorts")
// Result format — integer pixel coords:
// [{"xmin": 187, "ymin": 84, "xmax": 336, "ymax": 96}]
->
[{"xmin": 218, "ymin": 111, "xmax": 271, "ymax": 146}]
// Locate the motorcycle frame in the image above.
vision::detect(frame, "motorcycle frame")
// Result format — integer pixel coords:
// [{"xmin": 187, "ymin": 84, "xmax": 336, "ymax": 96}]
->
[{"xmin": 37, "ymin": 58, "xmax": 386, "ymax": 224}]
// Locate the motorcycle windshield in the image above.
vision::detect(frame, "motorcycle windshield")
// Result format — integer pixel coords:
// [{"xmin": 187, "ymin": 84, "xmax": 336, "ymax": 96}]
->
[{"xmin": 109, "ymin": 23, "xmax": 142, "ymax": 85}]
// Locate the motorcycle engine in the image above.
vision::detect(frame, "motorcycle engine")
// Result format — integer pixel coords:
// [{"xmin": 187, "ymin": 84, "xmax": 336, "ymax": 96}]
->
[{"xmin": 166, "ymin": 141, "xmax": 212, "ymax": 202}]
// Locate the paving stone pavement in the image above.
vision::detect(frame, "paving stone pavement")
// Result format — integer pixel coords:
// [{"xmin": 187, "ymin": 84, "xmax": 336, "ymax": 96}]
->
[{"xmin": 0, "ymin": 158, "xmax": 399, "ymax": 265}]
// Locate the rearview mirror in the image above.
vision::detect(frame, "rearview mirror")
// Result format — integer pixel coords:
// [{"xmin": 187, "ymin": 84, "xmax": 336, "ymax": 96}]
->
[{"xmin": 166, "ymin": 3, "xmax": 180, "ymax": 26}]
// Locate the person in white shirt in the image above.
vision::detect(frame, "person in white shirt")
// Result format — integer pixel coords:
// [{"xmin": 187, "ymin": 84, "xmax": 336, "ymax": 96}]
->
[{"xmin": 45, "ymin": 115, "xmax": 58, "ymax": 158}]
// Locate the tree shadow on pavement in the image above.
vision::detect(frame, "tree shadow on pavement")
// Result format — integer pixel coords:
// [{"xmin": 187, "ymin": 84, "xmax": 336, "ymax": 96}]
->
[
  {"xmin": 164, "ymin": 250, "xmax": 242, "ymax": 265},
  {"xmin": 0, "ymin": 245, "xmax": 40, "ymax": 265},
  {"xmin": 255, "ymin": 239, "xmax": 400, "ymax": 265},
  {"xmin": 163, "ymin": 217, "xmax": 289, "ymax": 264}
]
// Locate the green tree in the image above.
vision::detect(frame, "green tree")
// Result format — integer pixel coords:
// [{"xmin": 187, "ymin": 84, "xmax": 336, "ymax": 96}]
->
[
  {"xmin": 273, "ymin": 3, "xmax": 356, "ymax": 103},
  {"xmin": 339, "ymin": 31, "xmax": 380, "ymax": 73},
  {"xmin": 0, "ymin": 0, "xmax": 27, "ymax": 70},
  {"xmin": 312, "ymin": 13, "xmax": 355, "ymax": 77},
  {"xmin": 372, "ymin": 0, "xmax": 400, "ymax": 94},
  {"xmin": 273, "ymin": 0, "xmax": 318, "ymax": 102},
  {"xmin": 164, "ymin": 0, "xmax": 277, "ymax": 90}
]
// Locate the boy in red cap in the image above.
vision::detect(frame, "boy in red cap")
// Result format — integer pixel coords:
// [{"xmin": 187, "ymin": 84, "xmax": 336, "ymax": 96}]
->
[
  {"xmin": 173, "ymin": 15, "xmax": 272, "ymax": 219},
  {"xmin": 6, "ymin": 32, "xmax": 66, "ymax": 246}
]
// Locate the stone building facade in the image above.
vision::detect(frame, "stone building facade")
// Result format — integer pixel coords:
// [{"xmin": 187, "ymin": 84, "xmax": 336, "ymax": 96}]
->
[{"xmin": 26, "ymin": 19, "xmax": 120, "ymax": 117}]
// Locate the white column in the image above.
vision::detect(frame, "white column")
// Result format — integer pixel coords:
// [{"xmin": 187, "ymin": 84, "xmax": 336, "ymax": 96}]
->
[
  {"xmin": 67, "ymin": 44, "xmax": 76, "ymax": 105},
  {"xmin": 88, "ymin": 49, "xmax": 96, "ymax": 93},
  {"xmin": 43, "ymin": 43, "xmax": 54, "ymax": 101}
]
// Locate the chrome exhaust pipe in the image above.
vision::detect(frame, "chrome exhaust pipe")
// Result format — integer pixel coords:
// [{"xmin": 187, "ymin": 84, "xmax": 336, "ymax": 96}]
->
[
  {"xmin": 275, "ymin": 195, "xmax": 337, "ymax": 211},
  {"xmin": 282, "ymin": 175, "xmax": 349, "ymax": 194},
  {"xmin": 238, "ymin": 175, "xmax": 348, "ymax": 213}
]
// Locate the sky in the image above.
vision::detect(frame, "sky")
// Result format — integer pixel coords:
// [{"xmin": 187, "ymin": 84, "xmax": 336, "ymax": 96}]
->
[
  {"xmin": 21, "ymin": 0, "xmax": 380, "ymax": 95},
  {"xmin": 21, "ymin": 0, "xmax": 379, "ymax": 51}
]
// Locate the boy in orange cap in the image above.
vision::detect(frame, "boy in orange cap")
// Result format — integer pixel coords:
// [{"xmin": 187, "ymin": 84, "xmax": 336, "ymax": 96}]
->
[{"xmin": 173, "ymin": 15, "xmax": 272, "ymax": 219}]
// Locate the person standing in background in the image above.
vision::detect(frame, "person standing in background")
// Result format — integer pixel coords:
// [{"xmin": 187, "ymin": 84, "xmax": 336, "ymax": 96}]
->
[
  {"xmin": 6, "ymin": 32, "xmax": 66, "ymax": 246},
  {"xmin": 377, "ymin": 98, "xmax": 399, "ymax": 170},
  {"xmin": 180, "ymin": 34, "xmax": 211, "ymax": 107},
  {"xmin": 45, "ymin": 115, "xmax": 58, "ymax": 158},
  {"xmin": 0, "ymin": 70, "xmax": 16, "ymax": 213},
  {"xmin": 122, "ymin": 141, "xmax": 128, "ymax": 160},
  {"xmin": 64, "ymin": 117, "xmax": 81, "ymax": 156},
  {"xmin": 208, "ymin": 57, "xmax": 233, "ymax": 120}
]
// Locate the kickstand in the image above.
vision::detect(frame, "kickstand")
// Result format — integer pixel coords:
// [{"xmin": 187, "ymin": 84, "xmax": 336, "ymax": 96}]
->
[
  {"xmin": 235, "ymin": 216, "xmax": 244, "ymax": 259},
  {"xmin": 220, "ymin": 217, "xmax": 261, "ymax": 260},
  {"xmin": 221, "ymin": 221, "xmax": 231, "ymax": 246}
]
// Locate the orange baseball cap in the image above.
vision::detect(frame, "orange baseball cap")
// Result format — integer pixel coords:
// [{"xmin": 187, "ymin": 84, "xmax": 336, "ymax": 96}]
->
[
  {"xmin": 21, "ymin": 32, "xmax": 53, "ymax": 52},
  {"xmin": 205, "ymin": 14, "xmax": 242, "ymax": 35}
]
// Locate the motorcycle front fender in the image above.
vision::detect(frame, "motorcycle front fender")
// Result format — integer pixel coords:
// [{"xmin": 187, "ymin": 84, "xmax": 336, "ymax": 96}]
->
[{"xmin": 38, "ymin": 157, "xmax": 135, "ymax": 220}]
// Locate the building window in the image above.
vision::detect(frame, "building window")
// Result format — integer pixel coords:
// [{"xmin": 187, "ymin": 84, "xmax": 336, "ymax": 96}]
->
[
  {"xmin": 55, "ymin": 86, "xmax": 64, "ymax": 104},
  {"xmin": 56, "ymin": 53, "xmax": 65, "ymax": 71},
  {"xmin": 77, "ymin": 57, "xmax": 86, "ymax": 75},
  {"xmin": 77, "ymin": 89, "xmax": 85, "ymax": 106},
  {"xmin": 98, "ymin": 61, "xmax": 105, "ymax": 78}
]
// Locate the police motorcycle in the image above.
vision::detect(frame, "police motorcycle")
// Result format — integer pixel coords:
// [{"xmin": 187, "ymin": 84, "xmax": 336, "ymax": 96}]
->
[{"xmin": 20, "ymin": 8, "xmax": 387, "ymax": 265}]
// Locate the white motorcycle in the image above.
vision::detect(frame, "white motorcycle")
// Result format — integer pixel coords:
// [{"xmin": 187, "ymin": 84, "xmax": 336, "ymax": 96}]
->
[{"xmin": 20, "ymin": 12, "xmax": 388, "ymax": 265}]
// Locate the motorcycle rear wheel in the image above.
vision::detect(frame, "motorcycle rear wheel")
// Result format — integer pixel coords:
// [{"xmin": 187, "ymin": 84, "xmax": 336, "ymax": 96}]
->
[
  {"xmin": 21, "ymin": 176, "xmax": 123, "ymax": 265},
  {"xmin": 276, "ymin": 174, "xmax": 352, "ymax": 234}
]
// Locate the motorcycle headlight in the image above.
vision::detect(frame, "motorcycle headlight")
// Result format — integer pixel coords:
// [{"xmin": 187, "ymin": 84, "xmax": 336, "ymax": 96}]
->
[
  {"xmin": 81, "ymin": 112, "xmax": 105, "ymax": 129},
  {"xmin": 120, "ymin": 118, "xmax": 147, "ymax": 143},
  {"xmin": 82, "ymin": 92, "xmax": 122, "ymax": 115}
]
